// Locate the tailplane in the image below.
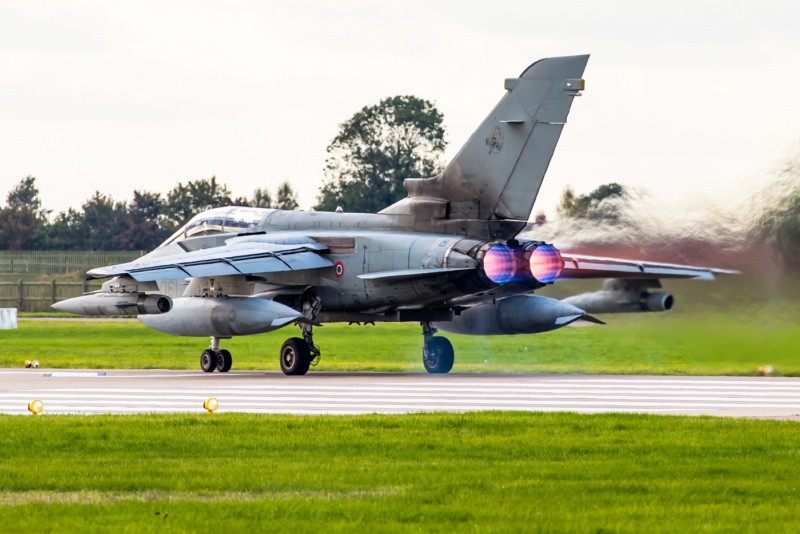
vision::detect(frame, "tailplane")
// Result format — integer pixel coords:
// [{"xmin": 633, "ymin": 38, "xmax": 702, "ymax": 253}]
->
[{"xmin": 381, "ymin": 54, "xmax": 589, "ymax": 239}]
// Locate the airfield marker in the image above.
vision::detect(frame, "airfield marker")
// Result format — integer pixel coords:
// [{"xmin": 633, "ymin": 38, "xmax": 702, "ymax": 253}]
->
[
  {"xmin": 28, "ymin": 399, "xmax": 43, "ymax": 415},
  {"xmin": 204, "ymin": 397, "xmax": 218, "ymax": 413}
]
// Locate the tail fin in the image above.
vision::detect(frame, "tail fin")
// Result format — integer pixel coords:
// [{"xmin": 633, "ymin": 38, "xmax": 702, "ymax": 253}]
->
[{"xmin": 384, "ymin": 55, "xmax": 589, "ymax": 238}]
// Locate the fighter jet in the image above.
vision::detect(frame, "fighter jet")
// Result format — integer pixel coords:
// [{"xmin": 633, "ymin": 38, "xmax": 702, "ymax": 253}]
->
[{"xmin": 54, "ymin": 55, "xmax": 735, "ymax": 375}]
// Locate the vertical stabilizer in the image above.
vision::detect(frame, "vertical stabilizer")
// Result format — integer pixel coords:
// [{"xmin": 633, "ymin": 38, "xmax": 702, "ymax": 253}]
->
[{"xmin": 386, "ymin": 55, "xmax": 589, "ymax": 237}]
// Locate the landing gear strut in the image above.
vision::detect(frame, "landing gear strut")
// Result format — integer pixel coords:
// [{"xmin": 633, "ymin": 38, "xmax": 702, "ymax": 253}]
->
[
  {"xmin": 421, "ymin": 322, "xmax": 454, "ymax": 374},
  {"xmin": 279, "ymin": 293, "xmax": 322, "ymax": 376},
  {"xmin": 300, "ymin": 294, "xmax": 322, "ymax": 359},
  {"xmin": 200, "ymin": 336, "xmax": 233, "ymax": 373}
]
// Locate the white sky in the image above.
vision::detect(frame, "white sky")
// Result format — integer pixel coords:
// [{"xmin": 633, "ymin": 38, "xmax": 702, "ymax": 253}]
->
[{"xmin": 1, "ymin": 0, "xmax": 799, "ymax": 218}]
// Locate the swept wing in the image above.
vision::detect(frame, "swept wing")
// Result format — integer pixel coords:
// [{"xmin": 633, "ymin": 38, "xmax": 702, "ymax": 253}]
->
[
  {"xmin": 558, "ymin": 253, "xmax": 738, "ymax": 281},
  {"xmin": 87, "ymin": 241, "xmax": 332, "ymax": 282}
]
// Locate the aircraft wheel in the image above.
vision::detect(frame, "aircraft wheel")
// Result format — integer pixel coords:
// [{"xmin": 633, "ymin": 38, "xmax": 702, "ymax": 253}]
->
[
  {"xmin": 216, "ymin": 349, "xmax": 233, "ymax": 373},
  {"xmin": 423, "ymin": 337, "xmax": 454, "ymax": 374},
  {"xmin": 200, "ymin": 350, "xmax": 217, "ymax": 373},
  {"xmin": 280, "ymin": 338, "xmax": 311, "ymax": 376}
]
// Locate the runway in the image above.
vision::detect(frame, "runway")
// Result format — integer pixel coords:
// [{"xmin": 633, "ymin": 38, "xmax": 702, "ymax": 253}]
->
[{"xmin": 1, "ymin": 370, "xmax": 799, "ymax": 418}]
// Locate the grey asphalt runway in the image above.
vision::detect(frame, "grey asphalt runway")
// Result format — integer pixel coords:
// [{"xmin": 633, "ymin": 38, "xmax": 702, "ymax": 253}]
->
[{"xmin": 2, "ymin": 369, "xmax": 800, "ymax": 418}]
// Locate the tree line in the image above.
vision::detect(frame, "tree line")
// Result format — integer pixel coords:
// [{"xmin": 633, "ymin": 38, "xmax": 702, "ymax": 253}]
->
[
  {"xmin": 5, "ymin": 89, "xmax": 800, "ymax": 269},
  {"xmin": 550, "ymin": 170, "xmax": 800, "ymax": 275},
  {"xmin": 2, "ymin": 95, "xmax": 448, "ymax": 251},
  {"xmin": 0, "ymin": 176, "xmax": 299, "ymax": 251}
]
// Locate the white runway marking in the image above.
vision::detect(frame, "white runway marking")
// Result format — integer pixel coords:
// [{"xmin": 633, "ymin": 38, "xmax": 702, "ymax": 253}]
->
[
  {"xmin": 1, "ymin": 370, "xmax": 799, "ymax": 418},
  {"xmin": 42, "ymin": 372, "xmax": 107, "ymax": 378}
]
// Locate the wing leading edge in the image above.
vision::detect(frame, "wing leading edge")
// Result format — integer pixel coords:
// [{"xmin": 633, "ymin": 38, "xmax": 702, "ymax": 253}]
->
[{"xmin": 87, "ymin": 241, "xmax": 332, "ymax": 282}]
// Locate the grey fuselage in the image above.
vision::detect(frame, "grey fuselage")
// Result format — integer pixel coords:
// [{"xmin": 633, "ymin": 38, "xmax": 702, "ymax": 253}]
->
[
  {"xmin": 153, "ymin": 207, "xmax": 509, "ymax": 319},
  {"xmin": 104, "ymin": 54, "xmax": 594, "ymax": 326}
]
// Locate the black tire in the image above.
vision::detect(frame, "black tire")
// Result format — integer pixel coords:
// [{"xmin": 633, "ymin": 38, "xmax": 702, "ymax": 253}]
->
[
  {"xmin": 200, "ymin": 350, "xmax": 217, "ymax": 372},
  {"xmin": 423, "ymin": 337, "xmax": 454, "ymax": 374},
  {"xmin": 216, "ymin": 349, "xmax": 233, "ymax": 373},
  {"xmin": 280, "ymin": 338, "xmax": 311, "ymax": 376}
]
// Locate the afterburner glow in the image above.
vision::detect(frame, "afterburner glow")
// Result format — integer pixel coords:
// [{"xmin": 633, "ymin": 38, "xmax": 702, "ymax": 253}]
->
[
  {"xmin": 483, "ymin": 243, "xmax": 563, "ymax": 284},
  {"xmin": 483, "ymin": 245, "xmax": 516, "ymax": 283},
  {"xmin": 528, "ymin": 244, "xmax": 563, "ymax": 284}
]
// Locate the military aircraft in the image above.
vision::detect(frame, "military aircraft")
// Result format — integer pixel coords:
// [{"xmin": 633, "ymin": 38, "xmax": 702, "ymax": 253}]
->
[{"xmin": 53, "ymin": 55, "xmax": 735, "ymax": 375}]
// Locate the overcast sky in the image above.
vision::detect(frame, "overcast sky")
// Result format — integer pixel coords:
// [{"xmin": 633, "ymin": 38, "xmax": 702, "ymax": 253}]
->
[{"xmin": 1, "ymin": 0, "xmax": 799, "ymax": 218}]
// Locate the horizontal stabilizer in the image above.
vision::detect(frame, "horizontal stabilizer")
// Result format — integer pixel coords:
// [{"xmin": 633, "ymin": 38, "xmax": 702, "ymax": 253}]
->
[{"xmin": 559, "ymin": 254, "xmax": 739, "ymax": 281}]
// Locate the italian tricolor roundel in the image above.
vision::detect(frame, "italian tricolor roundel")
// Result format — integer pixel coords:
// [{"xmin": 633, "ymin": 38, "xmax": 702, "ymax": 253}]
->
[{"xmin": 334, "ymin": 261, "xmax": 345, "ymax": 278}]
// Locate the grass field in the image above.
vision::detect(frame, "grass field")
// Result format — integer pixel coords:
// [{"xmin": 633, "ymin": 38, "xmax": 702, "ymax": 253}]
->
[
  {"xmin": 3, "ymin": 280, "xmax": 799, "ymax": 532},
  {"xmin": 5, "ymin": 311, "xmax": 800, "ymax": 375},
  {"xmin": 0, "ymin": 412, "xmax": 798, "ymax": 532}
]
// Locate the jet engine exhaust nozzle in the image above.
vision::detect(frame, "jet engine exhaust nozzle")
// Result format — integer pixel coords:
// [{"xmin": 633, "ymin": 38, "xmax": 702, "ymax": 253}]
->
[
  {"xmin": 563, "ymin": 290, "xmax": 675, "ymax": 314},
  {"xmin": 482, "ymin": 243, "xmax": 563, "ymax": 285}
]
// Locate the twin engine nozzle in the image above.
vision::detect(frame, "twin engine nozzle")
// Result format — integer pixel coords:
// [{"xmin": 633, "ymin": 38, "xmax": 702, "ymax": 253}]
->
[{"xmin": 481, "ymin": 242, "xmax": 563, "ymax": 285}]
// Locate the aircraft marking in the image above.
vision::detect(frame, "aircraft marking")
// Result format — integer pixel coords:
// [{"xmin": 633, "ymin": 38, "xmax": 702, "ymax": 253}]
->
[{"xmin": 485, "ymin": 126, "xmax": 504, "ymax": 154}]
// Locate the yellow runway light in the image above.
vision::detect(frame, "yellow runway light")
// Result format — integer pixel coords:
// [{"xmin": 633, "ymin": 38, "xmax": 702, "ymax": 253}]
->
[
  {"xmin": 204, "ymin": 397, "xmax": 218, "ymax": 413},
  {"xmin": 28, "ymin": 399, "xmax": 43, "ymax": 415},
  {"xmin": 24, "ymin": 360, "xmax": 32, "ymax": 368}
]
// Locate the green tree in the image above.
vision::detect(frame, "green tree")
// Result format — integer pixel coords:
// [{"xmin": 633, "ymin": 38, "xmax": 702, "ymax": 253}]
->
[
  {"xmin": 80, "ymin": 192, "xmax": 128, "ymax": 250},
  {"xmin": 314, "ymin": 95, "xmax": 446, "ymax": 213},
  {"xmin": 40, "ymin": 192, "xmax": 127, "ymax": 250},
  {"xmin": 43, "ymin": 208, "xmax": 87, "ymax": 249},
  {"xmin": 0, "ymin": 176, "xmax": 46, "ymax": 250},
  {"xmin": 557, "ymin": 183, "xmax": 627, "ymax": 222},
  {"xmin": 162, "ymin": 176, "xmax": 233, "ymax": 231},
  {"xmin": 250, "ymin": 187, "xmax": 273, "ymax": 208},
  {"xmin": 275, "ymin": 181, "xmax": 299, "ymax": 210},
  {"xmin": 7, "ymin": 175, "xmax": 41, "ymax": 211},
  {"xmin": 114, "ymin": 190, "xmax": 168, "ymax": 250}
]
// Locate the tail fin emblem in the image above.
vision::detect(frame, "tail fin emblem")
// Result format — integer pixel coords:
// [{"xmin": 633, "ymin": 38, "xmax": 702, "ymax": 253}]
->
[{"xmin": 485, "ymin": 126, "xmax": 504, "ymax": 154}]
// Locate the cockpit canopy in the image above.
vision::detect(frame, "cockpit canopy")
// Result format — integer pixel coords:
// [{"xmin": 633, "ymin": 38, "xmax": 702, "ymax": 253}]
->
[{"xmin": 159, "ymin": 207, "xmax": 273, "ymax": 248}]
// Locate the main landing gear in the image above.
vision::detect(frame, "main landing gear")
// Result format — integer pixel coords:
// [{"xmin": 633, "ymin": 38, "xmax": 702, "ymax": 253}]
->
[
  {"xmin": 279, "ymin": 292, "xmax": 322, "ymax": 376},
  {"xmin": 280, "ymin": 338, "xmax": 312, "ymax": 375},
  {"xmin": 421, "ymin": 322, "xmax": 454, "ymax": 374},
  {"xmin": 200, "ymin": 336, "xmax": 232, "ymax": 373}
]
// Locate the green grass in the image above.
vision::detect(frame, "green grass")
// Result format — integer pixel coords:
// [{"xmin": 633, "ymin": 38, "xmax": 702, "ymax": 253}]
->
[
  {"xmin": 5, "ymin": 312, "xmax": 800, "ymax": 375},
  {"xmin": 1, "ymin": 412, "xmax": 799, "ymax": 532}
]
